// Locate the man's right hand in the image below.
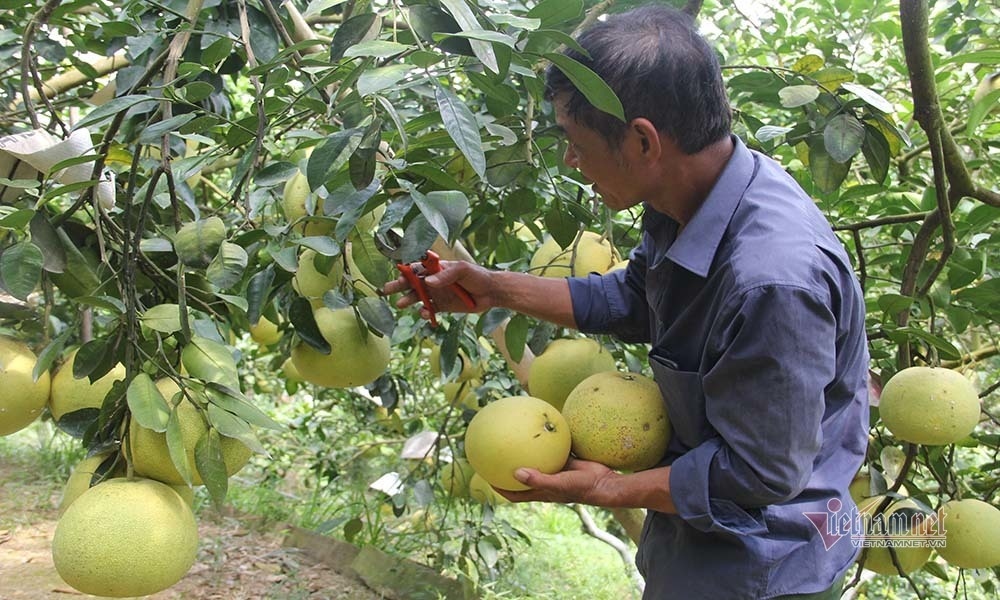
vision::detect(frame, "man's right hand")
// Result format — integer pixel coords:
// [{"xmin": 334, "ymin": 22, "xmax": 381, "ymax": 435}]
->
[{"xmin": 381, "ymin": 259, "xmax": 496, "ymax": 319}]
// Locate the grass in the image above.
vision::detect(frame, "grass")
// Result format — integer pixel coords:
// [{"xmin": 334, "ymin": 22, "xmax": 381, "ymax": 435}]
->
[{"xmin": 485, "ymin": 503, "xmax": 640, "ymax": 600}]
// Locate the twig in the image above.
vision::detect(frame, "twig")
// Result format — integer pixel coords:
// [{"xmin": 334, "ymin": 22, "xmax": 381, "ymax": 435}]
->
[{"xmin": 572, "ymin": 504, "xmax": 644, "ymax": 595}]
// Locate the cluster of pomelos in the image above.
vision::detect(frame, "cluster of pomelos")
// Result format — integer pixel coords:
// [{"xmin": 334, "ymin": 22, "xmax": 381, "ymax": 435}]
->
[{"xmin": 439, "ymin": 337, "xmax": 671, "ymax": 505}]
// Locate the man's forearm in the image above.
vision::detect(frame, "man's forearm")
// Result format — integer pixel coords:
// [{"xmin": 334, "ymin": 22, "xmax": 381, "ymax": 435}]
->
[
  {"xmin": 491, "ymin": 270, "xmax": 578, "ymax": 330},
  {"xmin": 602, "ymin": 466, "xmax": 678, "ymax": 514}
]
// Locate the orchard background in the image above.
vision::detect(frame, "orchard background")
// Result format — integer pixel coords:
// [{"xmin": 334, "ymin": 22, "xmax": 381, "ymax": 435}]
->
[{"xmin": 0, "ymin": 0, "xmax": 998, "ymax": 598}]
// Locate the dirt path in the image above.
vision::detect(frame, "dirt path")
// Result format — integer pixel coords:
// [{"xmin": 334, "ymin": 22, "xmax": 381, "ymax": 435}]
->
[{"xmin": 0, "ymin": 455, "xmax": 384, "ymax": 599}]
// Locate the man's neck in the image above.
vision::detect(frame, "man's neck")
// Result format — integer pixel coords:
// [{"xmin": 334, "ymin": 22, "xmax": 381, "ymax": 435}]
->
[{"xmin": 647, "ymin": 135, "xmax": 734, "ymax": 226}]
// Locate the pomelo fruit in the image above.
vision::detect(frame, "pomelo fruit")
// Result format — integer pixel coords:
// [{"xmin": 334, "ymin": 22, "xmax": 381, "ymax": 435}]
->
[
  {"xmin": 528, "ymin": 338, "xmax": 616, "ymax": 410},
  {"xmin": 879, "ymin": 366, "xmax": 980, "ymax": 445},
  {"xmin": 0, "ymin": 336, "xmax": 51, "ymax": 436}
]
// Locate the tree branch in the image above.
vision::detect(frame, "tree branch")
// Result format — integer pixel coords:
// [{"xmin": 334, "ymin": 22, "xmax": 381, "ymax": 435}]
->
[{"xmin": 572, "ymin": 504, "xmax": 644, "ymax": 595}]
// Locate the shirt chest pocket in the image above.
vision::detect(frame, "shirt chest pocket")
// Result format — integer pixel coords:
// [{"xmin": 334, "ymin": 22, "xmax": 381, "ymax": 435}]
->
[{"xmin": 648, "ymin": 353, "xmax": 713, "ymax": 449}]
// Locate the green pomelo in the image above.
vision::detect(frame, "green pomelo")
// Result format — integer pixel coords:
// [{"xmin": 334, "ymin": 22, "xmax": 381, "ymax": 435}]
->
[
  {"xmin": 879, "ymin": 366, "xmax": 980, "ymax": 445},
  {"xmin": 49, "ymin": 349, "xmax": 126, "ymax": 421},
  {"xmin": 52, "ymin": 478, "xmax": 199, "ymax": 597},
  {"xmin": 290, "ymin": 307, "xmax": 390, "ymax": 388},
  {"xmin": 129, "ymin": 379, "xmax": 252, "ymax": 485},
  {"xmin": 528, "ymin": 338, "xmax": 616, "ymax": 410},
  {"xmin": 0, "ymin": 336, "xmax": 51, "ymax": 436},
  {"xmin": 937, "ymin": 498, "xmax": 1000, "ymax": 569},
  {"xmin": 529, "ymin": 231, "xmax": 621, "ymax": 278}
]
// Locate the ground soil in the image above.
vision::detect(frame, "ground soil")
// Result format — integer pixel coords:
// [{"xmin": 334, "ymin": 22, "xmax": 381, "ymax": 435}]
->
[{"xmin": 0, "ymin": 454, "xmax": 385, "ymax": 600}]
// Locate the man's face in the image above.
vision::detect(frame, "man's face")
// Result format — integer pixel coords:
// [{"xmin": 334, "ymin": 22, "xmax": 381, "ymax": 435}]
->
[{"xmin": 553, "ymin": 97, "xmax": 640, "ymax": 211}]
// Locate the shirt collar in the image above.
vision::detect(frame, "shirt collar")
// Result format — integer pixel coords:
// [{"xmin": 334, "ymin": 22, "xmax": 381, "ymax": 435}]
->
[{"xmin": 664, "ymin": 135, "xmax": 756, "ymax": 278}]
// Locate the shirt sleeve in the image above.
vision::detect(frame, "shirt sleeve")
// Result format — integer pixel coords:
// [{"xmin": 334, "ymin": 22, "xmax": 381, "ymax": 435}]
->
[
  {"xmin": 668, "ymin": 284, "xmax": 837, "ymax": 536},
  {"xmin": 567, "ymin": 235, "xmax": 652, "ymax": 344}
]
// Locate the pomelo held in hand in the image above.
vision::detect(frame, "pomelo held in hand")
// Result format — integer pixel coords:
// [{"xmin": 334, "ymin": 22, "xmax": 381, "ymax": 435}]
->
[
  {"xmin": 464, "ymin": 395, "xmax": 571, "ymax": 491},
  {"xmin": 937, "ymin": 498, "xmax": 1000, "ymax": 569},
  {"xmin": 52, "ymin": 478, "xmax": 198, "ymax": 597},
  {"xmin": 562, "ymin": 371, "xmax": 670, "ymax": 472},
  {"xmin": 879, "ymin": 366, "xmax": 980, "ymax": 445}
]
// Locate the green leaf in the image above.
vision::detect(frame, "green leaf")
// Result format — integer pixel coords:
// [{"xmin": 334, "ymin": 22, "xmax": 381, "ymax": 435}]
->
[
  {"xmin": 477, "ymin": 538, "xmax": 499, "ymax": 568},
  {"xmin": 357, "ymin": 297, "xmax": 396, "ymax": 338},
  {"xmin": 330, "ymin": 13, "xmax": 380, "ymax": 62},
  {"xmin": 297, "ymin": 236, "xmax": 342, "ymax": 257},
  {"xmin": 289, "ymin": 296, "xmax": 331, "ymax": 353},
  {"xmin": 544, "ymin": 54, "xmax": 624, "ymax": 122},
  {"xmin": 181, "ymin": 337, "xmax": 241, "ymax": 390},
  {"xmin": 421, "ymin": 190, "xmax": 469, "ymax": 245},
  {"xmin": 344, "ymin": 40, "xmax": 410, "ymax": 58},
  {"xmin": 861, "ymin": 124, "xmax": 891, "ymax": 184},
  {"xmin": 137, "ymin": 114, "xmax": 197, "ymax": 145},
  {"xmin": 166, "ymin": 407, "xmax": 193, "ymax": 485},
  {"xmin": 206, "ymin": 241, "xmax": 249, "ymax": 291},
  {"xmin": 399, "ymin": 215, "xmax": 439, "ymax": 264},
  {"xmin": 504, "ymin": 314, "xmax": 530, "ymax": 363},
  {"xmin": 436, "ymin": 86, "xmax": 486, "ymax": 179},
  {"xmin": 127, "ymin": 373, "xmax": 170, "ymax": 432},
  {"xmin": 306, "ymin": 129, "xmax": 364, "ymax": 191},
  {"xmin": 778, "ymin": 85, "xmax": 820, "ymax": 108},
  {"xmin": 877, "ymin": 294, "xmax": 914, "ymax": 316},
  {"xmin": 966, "ymin": 89, "xmax": 1000, "ymax": 136},
  {"xmin": 434, "ymin": 30, "xmax": 517, "ymax": 49},
  {"xmin": 886, "ymin": 327, "xmax": 961, "ymax": 361},
  {"xmin": 28, "ymin": 212, "xmax": 66, "ymax": 273},
  {"xmin": 76, "ymin": 94, "xmax": 157, "ymax": 129},
  {"xmin": 357, "ymin": 64, "xmax": 412, "ymax": 97},
  {"xmin": 0, "ymin": 241, "xmax": 43, "ymax": 300},
  {"xmin": 55, "ymin": 407, "xmax": 99, "ymax": 439},
  {"xmin": 206, "ymin": 403, "xmax": 267, "ymax": 455},
  {"xmin": 246, "ymin": 266, "xmax": 275, "ymax": 326},
  {"xmin": 33, "ymin": 329, "xmax": 71, "ymax": 383},
  {"xmin": 141, "ymin": 303, "xmax": 184, "ymax": 334},
  {"xmin": 204, "ymin": 384, "xmax": 283, "ymax": 431},
  {"xmin": 824, "ymin": 114, "xmax": 865, "ymax": 163},
  {"xmin": 526, "ymin": 0, "xmax": 583, "ymax": 28},
  {"xmin": 941, "ymin": 49, "xmax": 1000, "ymax": 65},
  {"xmin": 840, "ymin": 82, "xmax": 893, "ymax": 113},
  {"xmin": 195, "ymin": 428, "xmax": 228, "ymax": 508},
  {"xmin": 0, "ymin": 209, "xmax": 36, "ymax": 229},
  {"xmin": 755, "ymin": 125, "xmax": 793, "ymax": 142},
  {"xmin": 808, "ymin": 137, "xmax": 851, "ymax": 194},
  {"xmin": 349, "ymin": 230, "xmax": 395, "ymax": 290},
  {"xmin": 441, "ymin": 0, "xmax": 498, "ymax": 73},
  {"xmin": 543, "ymin": 207, "xmax": 579, "ymax": 250},
  {"xmin": 254, "ymin": 162, "xmax": 298, "ymax": 188}
]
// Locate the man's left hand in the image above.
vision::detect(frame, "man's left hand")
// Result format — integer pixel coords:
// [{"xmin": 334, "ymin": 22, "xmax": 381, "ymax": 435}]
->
[{"xmin": 496, "ymin": 458, "xmax": 621, "ymax": 506}]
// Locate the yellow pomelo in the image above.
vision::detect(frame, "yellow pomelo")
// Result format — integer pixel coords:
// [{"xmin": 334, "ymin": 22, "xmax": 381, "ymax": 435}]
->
[
  {"xmin": 529, "ymin": 231, "xmax": 621, "ymax": 277},
  {"xmin": 857, "ymin": 496, "xmax": 933, "ymax": 575},
  {"xmin": 281, "ymin": 357, "xmax": 303, "ymax": 382},
  {"xmin": 879, "ymin": 366, "xmax": 980, "ymax": 445},
  {"xmin": 170, "ymin": 483, "xmax": 196, "ymax": 507},
  {"xmin": 430, "ymin": 345, "xmax": 483, "ymax": 381},
  {"xmin": 129, "ymin": 379, "xmax": 252, "ymax": 485},
  {"xmin": 563, "ymin": 371, "xmax": 670, "ymax": 472},
  {"xmin": 937, "ymin": 498, "xmax": 1000, "ymax": 568},
  {"xmin": 848, "ymin": 472, "xmax": 907, "ymax": 506},
  {"xmin": 49, "ymin": 349, "xmax": 126, "ymax": 421},
  {"xmin": 610, "ymin": 259, "xmax": 629, "ymax": 272},
  {"xmin": 444, "ymin": 380, "xmax": 480, "ymax": 411},
  {"xmin": 293, "ymin": 249, "xmax": 345, "ymax": 302},
  {"xmin": 283, "ymin": 170, "xmax": 334, "ymax": 236},
  {"xmin": 468, "ymin": 472, "xmax": 509, "ymax": 506},
  {"xmin": 52, "ymin": 478, "xmax": 198, "ymax": 597},
  {"xmin": 290, "ymin": 307, "xmax": 390, "ymax": 388},
  {"xmin": 440, "ymin": 459, "xmax": 475, "ymax": 498},
  {"xmin": 249, "ymin": 315, "xmax": 282, "ymax": 346},
  {"xmin": 465, "ymin": 395, "xmax": 571, "ymax": 491},
  {"xmin": 0, "ymin": 336, "xmax": 51, "ymax": 436},
  {"xmin": 528, "ymin": 338, "xmax": 616, "ymax": 410},
  {"xmin": 59, "ymin": 455, "xmax": 113, "ymax": 516}
]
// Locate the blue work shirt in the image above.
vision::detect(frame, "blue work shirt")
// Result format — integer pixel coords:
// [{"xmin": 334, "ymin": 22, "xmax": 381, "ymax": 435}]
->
[{"xmin": 568, "ymin": 137, "xmax": 869, "ymax": 599}]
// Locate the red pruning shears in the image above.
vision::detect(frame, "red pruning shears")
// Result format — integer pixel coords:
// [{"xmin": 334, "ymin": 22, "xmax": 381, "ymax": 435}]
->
[{"xmin": 374, "ymin": 231, "xmax": 476, "ymax": 327}]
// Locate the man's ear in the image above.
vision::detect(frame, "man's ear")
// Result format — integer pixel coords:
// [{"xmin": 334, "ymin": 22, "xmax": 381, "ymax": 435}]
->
[{"xmin": 629, "ymin": 118, "xmax": 661, "ymax": 162}]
